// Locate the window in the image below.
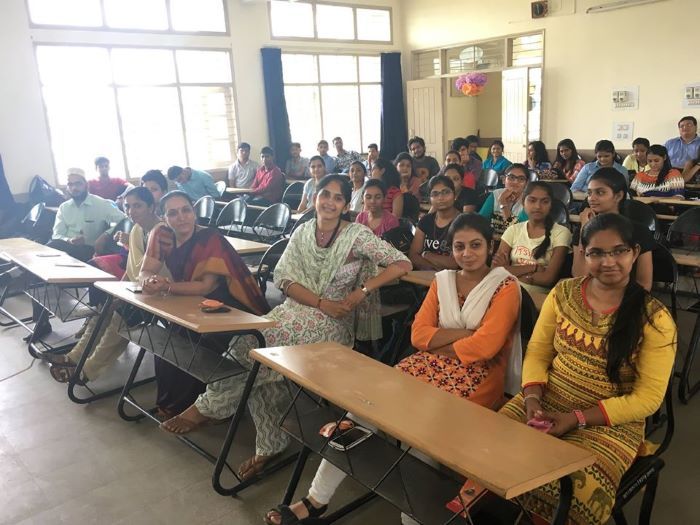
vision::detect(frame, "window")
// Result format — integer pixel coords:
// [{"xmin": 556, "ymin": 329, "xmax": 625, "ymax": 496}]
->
[
  {"xmin": 36, "ymin": 45, "xmax": 238, "ymax": 182},
  {"xmin": 282, "ymin": 53, "xmax": 381, "ymax": 156},
  {"xmin": 27, "ymin": 0, "xmax": 227, "ymax": 33},
  {"xmin": 270, "ymin": 1, "xmax": 391, "ymax": 43}
]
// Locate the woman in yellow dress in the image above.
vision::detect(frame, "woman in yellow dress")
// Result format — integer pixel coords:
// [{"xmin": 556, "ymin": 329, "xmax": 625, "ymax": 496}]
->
[{"xmin": 500, "ymin": 213, "xmax": 676, "ymax": 525}]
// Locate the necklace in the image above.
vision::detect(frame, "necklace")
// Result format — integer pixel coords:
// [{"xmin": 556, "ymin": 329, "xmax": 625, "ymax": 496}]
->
[{"xmin": 316, "ymin": 218, "xmax": 342, "ymax": 247}]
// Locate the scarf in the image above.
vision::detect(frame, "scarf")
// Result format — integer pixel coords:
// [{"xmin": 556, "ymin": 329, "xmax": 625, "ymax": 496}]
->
[{"xmin": 435, "ymin": 267, "xmax": 523, "ymax": 396}]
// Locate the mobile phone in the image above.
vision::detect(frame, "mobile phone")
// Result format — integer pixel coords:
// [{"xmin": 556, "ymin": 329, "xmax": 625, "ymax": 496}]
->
[
  {"xmin": 328, "ymin": 426, "xmax": 372, "ymax": 451},
  {"xmin": 201, "ymin": 306, "xmax": 231, "ymax": 313},
  {"xmin": 126, "ymin": 285, "xmax": 142, "ymax": 294},
  {"xmin": 527, "ymin": 418, "xmax": 553, "ymax": 432}
]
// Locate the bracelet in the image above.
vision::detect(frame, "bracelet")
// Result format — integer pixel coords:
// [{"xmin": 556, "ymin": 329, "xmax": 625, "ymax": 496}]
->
[
  {"xmin": 523, "ymin": 393, "xmax": 541, "ymax": 404},
  {"xmin": 316, "ymin": 297, "xmax": 323, "ymax": 309}
]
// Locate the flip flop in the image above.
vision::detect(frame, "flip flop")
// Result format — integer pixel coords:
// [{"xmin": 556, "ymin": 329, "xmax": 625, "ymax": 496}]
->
[
  {"xmin": 237, "ymin": 452, "xmax": 282, "ymax": 482},
  {"xmin": 49, "ymin": 364, "xmax": 86, "ymax": 385}
]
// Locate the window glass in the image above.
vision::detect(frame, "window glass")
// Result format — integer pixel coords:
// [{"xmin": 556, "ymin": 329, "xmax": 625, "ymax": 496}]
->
[
  {"xmin": 360, "ymin": 85, "xmax": 381, "ymax": 148},
  {"xmin": 170, "ymin": 0, "xmax": 226, "ymax": 32},
  {"xmin": 111, "ymin": 49, "xmax": 176, "ymax": 85},
  {"xmin": 321, "ymin": 85, "xmax": 361, "ymax": 153},
  {"xmin": 281, "ymin": 54, "xmax": 318, "ymax": 84},
  {"xmin": 28, "ymin": 0, "xmax": 102, "ymax": 27},
  {"xmin": 103, "ymin": 0, "xmax": 168, "ymax": 30},
  {"xmin": 356, "ymin": 8, "xmax": 391, "ymax": 42},
  {"xmin": 315, "ymin": 4, "xmax": 354, "ymax": 40},
  {"xmin": 36, "ymin": 46, "xmax": 112, "ymax": 86},
  {"xmin": 270, "ymin": 1, "xmax": 314, "ymax": 38},
  {"xmin": 318, "ymin": 55, "xmax": 357, "ymax": 84},
  {"xmin": 358, "ymin": 56, "xmax": 381, "ymax": 83},
  {"xmin": 176, "ymin": 50, "xmax": 232, "ymax": 83},
  {"xmin": 284, "ymin": 86, "xmax": 322, "ymax": 155}
]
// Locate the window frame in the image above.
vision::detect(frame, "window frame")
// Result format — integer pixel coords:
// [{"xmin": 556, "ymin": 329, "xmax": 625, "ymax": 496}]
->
[
  {"xmin": 281, "ymin": 51, "xmax": 382, "ymax": 154},
  {"xmin": 25, "ymin": 0, "xmax": 231, "ymax": 36},
  {"xmin": 34, "ymin": 41, "xmax": 240, "ymax": 181},
  {"xmin": 268, "ymin": 1, "xmax": 393, "ymax": 45}
]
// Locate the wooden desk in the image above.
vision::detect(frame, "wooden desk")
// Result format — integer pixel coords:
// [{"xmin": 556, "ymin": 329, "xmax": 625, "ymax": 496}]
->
[
  {"xmin": 225, "ymin": 187, "xmax": 252, "ymax": 195},
  {"xmin": 224, "ymin": 237, "xmax": 270, "ymax": 255},
  {"xmin": 653, "ymin": 197, "xmax": 700, "ymax": 207},
  {"xmin": 2, "ymin": 249, "xmax": 116, "ymax": 284},
  {"xmin": 541, "ymin": 179, "xmax": 570, "ymax": 183},
  {"xmin": 686, "ymin": 184, "xmax": 700, "ymax": 190},
  {"xmin": 291, "ymin": 212, "xmax": 304, "ymax": 222},
  {"xmin": 0, "ymin": 237, "xmax": 54, "ymax": 258},
  {"xmin": 572, "ymin": 191, "xmax": 586, "ymax": 202},
  {"xmin": 90, "ymin": 281, "xmax": 289, "ymax": 495},
  {"xmin": 671, "ymin": 249, "xmax": 700, "ymax": 268},
  {"xmin": 401, "ymin": 270, "xmax": 435, "ymax": 287},
  {"xmin": 253, "ymin": 342, "xmax": 594, "ymax": 522}
]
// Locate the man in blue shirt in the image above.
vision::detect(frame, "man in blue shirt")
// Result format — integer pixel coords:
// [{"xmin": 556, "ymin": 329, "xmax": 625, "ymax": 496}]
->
[
  {"xmin": 317, "ymin": 140, "xmax": 336, "ymax": 173},
  {"xmin": 167, "ymin": 166, "xmax": 220, "ymax": 201},
  {"xmin": 571, "ymin": 143, "xmax": 628, "ymax": 193},
  {"xmin": 664, "ymin": 116, "xmax": 700, "ymax": 170}
]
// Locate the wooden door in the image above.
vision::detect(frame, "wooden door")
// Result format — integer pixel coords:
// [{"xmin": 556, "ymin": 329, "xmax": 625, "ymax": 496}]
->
[
  {"xmin": 501, "ymin": 68, "xmax": 528, "ymax": 163},
  {"xmin": 406, "ymin": 79, "xmax": 444, "ymax": 161}
]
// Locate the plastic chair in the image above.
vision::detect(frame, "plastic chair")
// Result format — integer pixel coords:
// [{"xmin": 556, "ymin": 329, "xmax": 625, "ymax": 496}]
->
[
  {"xmin": 402, "ymin": 193, "xmax": 420, "ymax": 224},
  {"xmin": 381, "ymin": 225, "xmax": 414, "ymax": 255},
  {"xmin": 254, "ymin": 238, "xmax": 289, "ymax": 295},
  {"xmin": 215, "ymin": 180, "xmax": 227, "ymax": 197},
  {"xmin": 215, "ymin": 198, "xmax": 247, "ymax": 236},
  {"xmin": 550, "ymin": 199, "xmax": 570, "ymax": 227},
  {"xmin": 20, "ymin": 203, "xmax": 53, "ymax": 243},
  {"xmin": 549, "ymin": 183, "xmax": 573, "ymax": 207},
  {"xmin": 193, "ymin": 196, "xmax": 215, "ymax": 226},
  {"xmin": 290, "ymin": 207, "xmax": 315, "ymax": 235},
  {"xmin": 251, "ymin": 203, "xmax": 291, "ymax": 242},
  {"xmin": 282, "ymin": 181, "xmax": 305, "ymax": 211},
  {"xmin": 480, "ymin": 169, "xmax": 499, "ymax": 190},
  {"xmin": 621, "ymin": 199, "xmax": 658, "ymax": 233},
  {"xmin": 528, "ymin": 169, "xmax": 539, "ymax": 182}
]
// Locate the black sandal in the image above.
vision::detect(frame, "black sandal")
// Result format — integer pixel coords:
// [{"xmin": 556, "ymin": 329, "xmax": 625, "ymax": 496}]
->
[{"xmin": 264, "ymin": 497, "xmax": 328, "ymax": 525}]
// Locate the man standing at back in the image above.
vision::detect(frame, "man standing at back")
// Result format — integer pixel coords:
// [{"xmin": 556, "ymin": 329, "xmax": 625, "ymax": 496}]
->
[
  {"xmin": 408, "ymin": 136, "xmax": 440, "ymax": 181},
  {"xmin": 665, "ymin": 116, "xmax": 700, "ymax": 171},
  {"xmin": 89, "ymin": 157, "xmax": 128, "ymax": 201},
  {"xmin": 247, "ymin": 147, "xmax": 285, "ymax": 205},
  {"xmin": 228, "ymin": 143, "xmax": 259, "ymax": 188},
  {"xmin": 167, "ymin": 165, "xmax": 220, "ymax": 200}
]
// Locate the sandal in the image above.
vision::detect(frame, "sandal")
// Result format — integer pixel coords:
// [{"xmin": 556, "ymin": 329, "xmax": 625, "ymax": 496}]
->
[
  {"xmin": 42, "ymin": 354, "xmax": 76, "ymax": 367},
  {"xmin": 264, "ymin": 497, "xmax": 328, "ymax": 525},
  {"xmin": 49, "ymin": 364, "xmax": 86, "ymax": 385},
  {"xmin": 237, "ymin": 453, "xmax": 281, "ymax": 482}
]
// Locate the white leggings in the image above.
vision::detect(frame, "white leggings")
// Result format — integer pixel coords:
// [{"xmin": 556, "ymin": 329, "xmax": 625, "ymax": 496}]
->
[{"xmin": 307, "ymin": 416, "xmax": 434, "ymax": 525}]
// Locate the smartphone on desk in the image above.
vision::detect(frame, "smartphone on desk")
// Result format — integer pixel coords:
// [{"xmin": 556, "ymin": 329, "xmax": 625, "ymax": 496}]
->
[
  {"xmin": 328, "ymin": 426, "xmax": 372, "ymax": 452},
  {"xmin": 126, "ymin": 284, "xmax": 142, "ymax": 293}
]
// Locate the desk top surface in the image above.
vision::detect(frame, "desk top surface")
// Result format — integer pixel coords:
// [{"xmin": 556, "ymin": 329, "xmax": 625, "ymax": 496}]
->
[
  {"xmin": 95, "ymin": 281, "xmax": 275, "ymax": 333},
  {"xmin": 0, "ymin": 239, "xmax": 116, "ymax": 284},
  {"xmin": 225, "ymin": 187, "xmax": 253, "ymax": 194},
  {"xmin": 671, "ymin": 249, "xmax": 700, "ymax": 268},
  {"xmin": 224, "ymin": 237, "xmax": 270, "ymax": 255},
  {"xmin": 251, "ymin": 342, "xmax": 595, "ymax": 500}
]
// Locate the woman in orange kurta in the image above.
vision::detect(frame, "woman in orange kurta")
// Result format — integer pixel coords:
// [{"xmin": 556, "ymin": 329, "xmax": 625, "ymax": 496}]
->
[{"xmin": 264, "ymin": 214, "xmax": 522, "ymax": 525}]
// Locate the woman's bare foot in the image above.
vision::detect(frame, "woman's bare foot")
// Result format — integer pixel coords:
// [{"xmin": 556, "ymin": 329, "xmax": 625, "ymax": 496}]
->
[
  {"xmin": 160, "ymin": 404, "xmax": 211, "ymax": 434},
  {"xmin": 264, "ymin": 496, "xmax": 326, "ymax": 525},
  {"xmin": 238, "ymin": 453, "xmax": 283, "ymax": 481}
]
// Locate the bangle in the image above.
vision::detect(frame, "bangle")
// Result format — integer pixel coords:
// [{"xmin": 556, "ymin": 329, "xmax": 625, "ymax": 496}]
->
[
  {"xmin": 316, "ymin": 297, "xmax": 323, "ymax": 309},
  {"xmin": 166, "ymin": 285, "xmax": 172, "ymax": 296},
  {"xmin": 573, "ymin": 409, "xmax": 587, "ymax": 429},
  {"xmin": 523, "ymin": 393, "xmax": 541, "ymax": 404}
]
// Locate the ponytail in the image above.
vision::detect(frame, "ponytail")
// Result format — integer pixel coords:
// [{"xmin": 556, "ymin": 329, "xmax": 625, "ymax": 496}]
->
[
  {"xmin": 532, "ymin": 214, "xmax": 553, "ymax": 260},
  {"xmin": 606, "ymin": 277, "xmax": 647, "ymax": 385}
]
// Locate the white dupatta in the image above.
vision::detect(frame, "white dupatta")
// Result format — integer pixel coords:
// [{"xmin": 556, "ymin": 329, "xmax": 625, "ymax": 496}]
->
[{"xmin": 435, "ymin": 267, "xmax": 523, "ymax": 396}]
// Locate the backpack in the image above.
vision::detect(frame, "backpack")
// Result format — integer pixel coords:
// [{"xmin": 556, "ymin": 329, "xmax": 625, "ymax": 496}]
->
[{"xmin": 28, "ymin": 175, "xmax": 66, "ymax": 207}]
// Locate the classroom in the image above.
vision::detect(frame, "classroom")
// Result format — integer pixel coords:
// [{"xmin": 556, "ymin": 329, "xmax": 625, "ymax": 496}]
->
[{"xmin": 0, "ymin": 0, "xmax": 698, "ymax": 524}]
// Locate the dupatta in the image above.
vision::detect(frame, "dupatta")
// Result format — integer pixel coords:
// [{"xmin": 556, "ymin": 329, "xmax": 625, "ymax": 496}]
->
[
  {"xmin": 435, "ymin": 267, "xmax": 523, "ymax": 396},
  {"xmin": 274, "ymin": 219, "xmax": 382, "ymax": 341}
]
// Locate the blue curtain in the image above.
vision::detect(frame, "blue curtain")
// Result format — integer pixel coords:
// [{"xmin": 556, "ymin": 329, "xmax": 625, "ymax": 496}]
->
[
  {"xmin": 0, "ymin": 155, "xmax": 14, "ymax": 208},
  {"xmin": 379, "ymin": 52, "xmax": 407, "ymax": 161},
  {"xmin": 261, "ymin": 48, "xmax": 292, "ymax": 168}
]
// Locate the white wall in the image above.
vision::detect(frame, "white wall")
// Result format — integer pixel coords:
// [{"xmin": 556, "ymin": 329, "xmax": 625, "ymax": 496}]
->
[
  {"xmin": 0, "ymin": 0, "xmax": 403, "ymax": 194},
  {"xmin": 401, "ymin": 0, "xmax": 700, "ymax": 151}
]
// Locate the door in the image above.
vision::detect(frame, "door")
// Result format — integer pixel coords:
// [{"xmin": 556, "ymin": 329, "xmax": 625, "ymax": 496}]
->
[
  {"xmin": 501, "ymin": 67, "xmax": 528, "ymax": 163},
  {"xmin": 406, "ymin": 79, "xmax": 444, "ymax": 161}
]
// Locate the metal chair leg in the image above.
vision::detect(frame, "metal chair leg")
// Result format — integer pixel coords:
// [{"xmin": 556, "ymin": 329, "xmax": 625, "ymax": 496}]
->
[
  {"xmin": 612, "ymin": 507, "xmax": 629, "ymax": 525},
  {"xmin": 638, "ymin": 472, "xmax": 659, "ymax": 525},
  {"xmin": 679, "ymin": 310, "xmax": 700, "ymax": 403}
]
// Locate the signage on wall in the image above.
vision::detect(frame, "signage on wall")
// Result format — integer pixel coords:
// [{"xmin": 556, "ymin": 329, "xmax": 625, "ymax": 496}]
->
[{"xmin": 613, "ymin": 122, "xmax": 634, "ymax": 142}]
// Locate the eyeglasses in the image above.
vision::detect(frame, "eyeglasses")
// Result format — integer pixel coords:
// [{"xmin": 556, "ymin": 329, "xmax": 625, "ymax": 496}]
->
[
  {"xmin": 429, "ymin": 188, "xmax": 454, "ymax": 198},
  {"xmin": 584, "ymin": 247, "xmax": 632, "ymax": 260},
  {"xmin": 506, "ymin": 174, "xmax": 528, "ymax": 182}
]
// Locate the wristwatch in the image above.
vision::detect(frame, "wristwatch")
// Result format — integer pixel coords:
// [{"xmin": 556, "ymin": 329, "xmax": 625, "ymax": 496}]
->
[
  {"xmin": 360, "ymin": 284, "xmax": 370, "ymax": 296},
  {"xmin": 573, "ymin": 409, "xmax": 587, "ymax": 429},
  {"xmin": 498, "ymin": 204, "xmax": 506, "ymax": 210}
]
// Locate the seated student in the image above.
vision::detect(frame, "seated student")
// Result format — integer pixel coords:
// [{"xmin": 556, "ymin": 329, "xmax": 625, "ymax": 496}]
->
[
  {"xmin": 630, "ymin": 144, "xmax": 685, "ymax": 198},
  {"xmin": 45, "ymin": 186, "xmax": 164, "ymax": 383},
  {"xmin": 370, "ymin": 158, "xmax": 404, "ymax": 218},
  {"xmin": 465, "ymin": 134, "xmax": 483, "ymax": 162},
  {"xmin": 348, "ymin": 161, "xmax": 366, "ymax": 213},
  {"xmin": 483, "ymin": 140, "xmax": 512, "ymax": 174},
  {"xmin": 682, "ymin": 148, "xmax": 700, "ymax": 183},
  {"xmin": 526, "ymin": 140, "xmax": 554, "ymax": 178},
  {"xmin": 157, "ymin": 176, "xmax": 410, "ymax": 475},
  {"xmin": 284, "ymin": 142, "xmax": 310, "ymax": 180},
  {"xmin": 444, "ymin": 149, "xmax": 461, "ymax": 167},
  {"xmin": 478, "ymin": 163, "xmax": 529, "ymax": 235},
  {"xmin": 492, "ymin": 181, "xmax": 572, "ymax": 294},
  {"xmin": 228, "ymin": 142, "xmax": 259, "ymax": 189},
  {"xmin": 622, "ymin": 137, "xmax": 650, "ymax": 175},
  {"xmin": 317, "ymin": 140, "xmax": 336, "ymax": 173},
  {"xmin": 572, "ymin": 168, "xmax": 654, "ymax": 290},
  {"xmin": 500, "ymin": 213, "xmax": 676, "ymax": 525},
  {"xmin": 89, "ymin": 157, "xmax": 128, "ymax": 201},
  {"xmin": 140, "ymin": 190, "xmax": 269, "ymax": 419},
  {"xmin": 247, "ymin": 147, "xmax": 285, "ymax": 205},
  {"xmin": 364, "ymin": 143, "xmax": 379, "ymax": 172},
  {"xmin": 332, "ymin": 136, "xmax": 362, "ymax": 173},
  {"xmin": 409, "ymin": 175, "xmax": 460, "ymax": 271},
  {"xmin": 408, "ymin": 136, "xmax": 441, "ymax": 181},
  {"xmin": 441, "ymin": 163, "xmax": 479, "ymax": 213},
  {"xmin": 355, "ymin": 179, "xmax": 399, "ymax": 236},
  {"xmin": 296, "ymin": 156, "xmax": 326, "ymax": 212},
  {"xmin": 665, "ymin": 115, "xmax": 700, "ymax": 169},
  {"xmin": 167, "ymin": 165, "xmax": 220, "ymax": 201},
  {"xmin": 453, "ymin": 137, "xmax": 480, "ymax": 189},
  {"xmin": 571, "ymin": 140, "xmax": 628, "ymax": 193},
  {"xmin": 395, "ymin": 152, "xmax": 422, "ymax": 197},
  {"xmin": 265, "ymin": 213, "xmax": 521, "ymax": 525},
  {"xmin": 552, "ymin": 138, "xmax": 586, "ymax": 182}
]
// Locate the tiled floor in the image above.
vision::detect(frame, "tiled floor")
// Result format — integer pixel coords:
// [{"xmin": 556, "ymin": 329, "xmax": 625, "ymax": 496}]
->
[{"xmin": 0, "ymin": 295, "xmax": 697, "ymax": 524}]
